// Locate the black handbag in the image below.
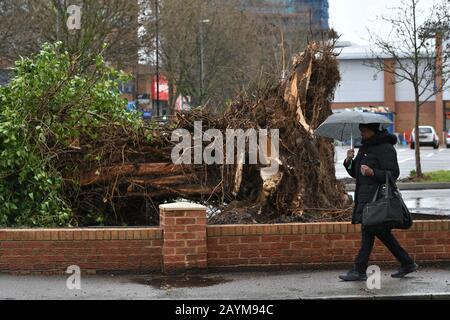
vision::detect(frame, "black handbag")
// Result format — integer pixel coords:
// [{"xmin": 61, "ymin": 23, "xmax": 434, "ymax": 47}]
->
[{"xmin": 362, "ymin": 172, "xmax": 413, "ymax": 230}]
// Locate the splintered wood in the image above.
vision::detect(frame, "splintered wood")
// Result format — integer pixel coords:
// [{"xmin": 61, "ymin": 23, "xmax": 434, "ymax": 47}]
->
[{"xmin": 62, "ymin": 42, "xmax": 352, "ymax": 226}]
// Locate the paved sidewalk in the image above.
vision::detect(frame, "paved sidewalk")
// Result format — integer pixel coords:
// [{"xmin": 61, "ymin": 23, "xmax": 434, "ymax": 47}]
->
[{"xmin": 1, "ymin": 266, "xmax": 449, "ymax": 300}]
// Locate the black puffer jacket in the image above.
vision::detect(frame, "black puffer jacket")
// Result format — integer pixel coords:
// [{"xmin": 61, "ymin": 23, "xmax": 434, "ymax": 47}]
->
[{"xmin": 344, "ymin": 131, "xmax": 400, "ymax": 224}]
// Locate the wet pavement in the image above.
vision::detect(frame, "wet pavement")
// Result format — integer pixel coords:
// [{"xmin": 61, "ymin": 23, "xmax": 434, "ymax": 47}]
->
[
  {"xmin": 130, "ymin": 274, "xmax": 232, "ymax": 290},
  {"xmin": 348, "ymin": 189, "xmax": 450, "ymax": 216},
  {"xmin": 402, "ymin": 189, "xmax": 450, "ymax": 216},
  {"xmin": 1, "ymin": 266, "xmax": 449, "ymax": 300}
]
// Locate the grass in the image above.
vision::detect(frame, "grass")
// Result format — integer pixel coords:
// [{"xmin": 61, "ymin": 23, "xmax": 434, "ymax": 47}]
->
[{"xmin": 408, "ymin": 170, "xmax": 450, "ymax": 183}]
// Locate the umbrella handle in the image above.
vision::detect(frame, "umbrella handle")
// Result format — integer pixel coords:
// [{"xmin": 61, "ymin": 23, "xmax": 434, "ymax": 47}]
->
[{"xmin": 351, "ymin": 135, "xmax": 354, "ymax": 149}]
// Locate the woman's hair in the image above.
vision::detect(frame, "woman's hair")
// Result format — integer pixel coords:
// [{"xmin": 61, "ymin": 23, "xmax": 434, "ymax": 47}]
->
[{"xmin": 359, "ymin": 123, "xmax": 382, "ymax": 133}]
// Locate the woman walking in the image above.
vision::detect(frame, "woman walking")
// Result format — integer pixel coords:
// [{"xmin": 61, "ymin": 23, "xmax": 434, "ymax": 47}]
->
[{"xmin": 339, "ymin": 123, "xmax": 418, "ymax": 281}]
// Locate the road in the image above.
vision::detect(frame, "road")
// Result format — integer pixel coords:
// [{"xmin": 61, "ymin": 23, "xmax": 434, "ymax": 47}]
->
[{"xmin": 335, "ymin": 146, "xmax": 450, "ymax": 179}]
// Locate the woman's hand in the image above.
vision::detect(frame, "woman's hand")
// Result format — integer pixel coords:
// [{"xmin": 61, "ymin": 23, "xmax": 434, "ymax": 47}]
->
[
  {"xmin": 361, "ymin": 165, "xmax": 375, "ymax": 177},
  {"xmin": 346, "ymin": 149, "xmax": 355, "ymax": 163}
]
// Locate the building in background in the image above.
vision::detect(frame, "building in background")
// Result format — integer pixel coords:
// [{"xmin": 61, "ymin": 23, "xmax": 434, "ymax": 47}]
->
[
  {"xmin": 120, "ymin": 64, "xmax": 191, "ymax": 119},
  {"xmin": 241, "ymin": 0, "xmax": 329, "ymax": 30},
  {"xmin": 332, "ymin": 43, "xmax": 448, "ymax": 144},
  {"xmin": 120, "ymin": 64, "xmax": 169, "ymax": 118}
]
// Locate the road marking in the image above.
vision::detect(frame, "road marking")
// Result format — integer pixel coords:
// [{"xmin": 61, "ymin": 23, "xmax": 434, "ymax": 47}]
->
[
  {"xmin": 399, "ymin": 157, "xmax": 415, "ymax": 164},
  {"xmin": 426, "ymin": 153, "xmax": 434, "ymax": 158},
  {"xmin": 397, "ymin": 149, "xmax": 407, "ymax": 153},
  {"xmin": 439, "ymin": 149, "xmax": 445, "ymax": 153}
]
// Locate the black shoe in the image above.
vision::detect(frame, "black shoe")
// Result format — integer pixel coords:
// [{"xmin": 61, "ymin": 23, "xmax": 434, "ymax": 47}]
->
[
  {"xmin": 391, "ymin": 263, "xmax": 419, "ymax": 278},
  {"xmin": 339, "ymin": 270, "xmax": 368, "ymax": 282}
]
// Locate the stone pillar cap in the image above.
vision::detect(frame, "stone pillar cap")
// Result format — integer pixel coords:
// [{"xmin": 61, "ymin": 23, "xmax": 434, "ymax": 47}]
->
[{"xmin": 159, "ymin": 202, "xmax": 206, "ymax": 211}]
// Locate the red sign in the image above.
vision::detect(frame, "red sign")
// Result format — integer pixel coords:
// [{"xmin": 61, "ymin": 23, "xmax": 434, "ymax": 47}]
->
[
  {"xmin": 446, "ymin": 111, "xmax": 450, "ymax": 119},
  {"xmin": 152, "ymin": 76, "xmax": 169, "ymax": 101}
]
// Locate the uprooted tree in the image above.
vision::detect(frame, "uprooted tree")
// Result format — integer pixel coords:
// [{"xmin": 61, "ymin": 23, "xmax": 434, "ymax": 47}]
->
[{"xmin": 0, "ymin": 41, "xmax": 352, "ymax": 228}]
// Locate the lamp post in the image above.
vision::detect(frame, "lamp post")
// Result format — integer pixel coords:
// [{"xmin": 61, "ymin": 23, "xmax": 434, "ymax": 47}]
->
[
  {"xmin": 55, "ymin": 0, "xmax": 64, "ymax": 41},
  {"xmin": 199, "ymin": 19, "xmax": 210, "ymax": 106},
  {"xmin": 155, "ymin": 0, "xmax": 160, "ymax": 117}
]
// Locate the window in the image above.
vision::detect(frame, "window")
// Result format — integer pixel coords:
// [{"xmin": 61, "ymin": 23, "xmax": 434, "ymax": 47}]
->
[
  {"xmin": 119, "ymin": 81, "xmax": 134, "ymax": 94},
  {"xmin": 419, "ymin": 128, "xmax": 432, "ymax": 134}
]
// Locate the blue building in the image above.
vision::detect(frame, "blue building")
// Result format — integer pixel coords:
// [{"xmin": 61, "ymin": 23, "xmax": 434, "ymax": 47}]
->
[{"xmin": 242, "ymin": 0, "xmax": 329, "ymax": 30}]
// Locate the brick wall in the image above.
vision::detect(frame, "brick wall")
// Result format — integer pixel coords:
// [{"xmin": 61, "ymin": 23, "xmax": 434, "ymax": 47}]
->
[
  {"xmin": 0, "ymin": 228, "xmax": 163, "ymax": 274},
  {"xmin": 0, "ymin": 203, "xmax": 449, "ymax": 274},
  {"xmin": 395, "ymin": 101, "xmax": 436, "ymax": 134},
  {"xmin": 207, "ymin": 221, "xmax": 450, "ymax": 269}
]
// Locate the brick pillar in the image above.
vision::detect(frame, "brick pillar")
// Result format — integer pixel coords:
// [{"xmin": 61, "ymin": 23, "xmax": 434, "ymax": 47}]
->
[
  {"xmin": 160, "ymin": 203, "xmax": 207, "ymax": 273},
  {"xmin": 384, "ymin": 59, "xmax": 397, "ymax": 129}
]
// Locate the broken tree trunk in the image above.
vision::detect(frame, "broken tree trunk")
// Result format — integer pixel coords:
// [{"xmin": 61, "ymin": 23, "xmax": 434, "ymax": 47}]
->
[{"xmin": 60, "ymin": 41, "xmax": 352, "ymax": 226}]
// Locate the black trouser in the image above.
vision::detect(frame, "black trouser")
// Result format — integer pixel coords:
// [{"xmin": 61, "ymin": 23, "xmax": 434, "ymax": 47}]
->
[{"xmin": 354, "ymin": 226, "xmax": 414, "ymax": 273}]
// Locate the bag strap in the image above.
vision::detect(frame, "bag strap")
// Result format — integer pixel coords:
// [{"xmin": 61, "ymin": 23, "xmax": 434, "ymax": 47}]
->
[
  {"xmin": 386, "ymin": 171, "xmax": 399, "ymax": 191},
  {"xmin": 384, "ymin": 172, "xmax": 390, "ymax": 198},
  {"xmin": 384, "ymin": 171, "xmax": 400, "ymax": 198},
  {"xmin": 369, "ymin": 172, "xmax": 396, "ymax": 202},
  {"xmin": 371, "ymin": 184, "xmax": 382, "ymax": 202}
]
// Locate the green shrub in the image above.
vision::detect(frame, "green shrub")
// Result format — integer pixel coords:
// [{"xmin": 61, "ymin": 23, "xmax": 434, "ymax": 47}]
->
[{"xmin": 0, "ymin": 43, "xmax": 141, "ymax": 227}]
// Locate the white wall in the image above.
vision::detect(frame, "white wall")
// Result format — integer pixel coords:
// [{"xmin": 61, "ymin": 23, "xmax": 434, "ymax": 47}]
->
[
  {"xmin": 395, "ymin": 60, "xmax": 435, "ymax": 102},
  {"xmin": 334, "ymin": 59, "xmax": 384, "ymax": 103},
  {"xmin": 334, "ymin": 58, "xmax": 444, "ymax": 103},
  {"xmin": 443, "ymin": 88, "xmax": 450, "ymax": 101}
]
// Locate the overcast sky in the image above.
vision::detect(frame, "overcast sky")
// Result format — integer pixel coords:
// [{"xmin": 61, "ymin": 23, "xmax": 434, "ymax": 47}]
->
[{"xmin": 328, "ymin": 0, "xmax": 436, "ymax": 45}]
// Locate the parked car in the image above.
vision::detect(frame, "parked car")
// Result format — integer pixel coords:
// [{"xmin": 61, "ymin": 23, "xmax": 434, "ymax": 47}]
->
[
  {"xmin": 446, "ymin": 129, "xmax": 450, "ymax": 148},
  {"xmin": 410, "ymin": 126, "xmax": 440, "ymax": 149}
]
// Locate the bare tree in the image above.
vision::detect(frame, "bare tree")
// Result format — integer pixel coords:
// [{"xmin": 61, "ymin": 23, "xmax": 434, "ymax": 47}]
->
[
  {"xmin": 0, "ymin": 1, "xmax": 48, "ymax": 65},
  {"xmin": 141, "ymin": 0, "xmax": 309, "ymax": 112},
  {"xmin": 0, "ymin": 0, "xmax": 140, "ymax": 68},
  {"xmin": 367, "ymin": 0, "xmax": 450, "ymax": 178}
]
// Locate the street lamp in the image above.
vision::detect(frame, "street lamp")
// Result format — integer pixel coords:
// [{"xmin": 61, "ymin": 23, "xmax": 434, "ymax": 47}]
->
[
  {"xmin": 199, "ymin": 19, "xmax": 210, "ymax": 106},
  {"xmin": 155, "ymin": 0, "xmax": 161, "ymax": 117},
  {"xmin": 55, "ymin": 0, "xmax": 64, "ymax": 41}
]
